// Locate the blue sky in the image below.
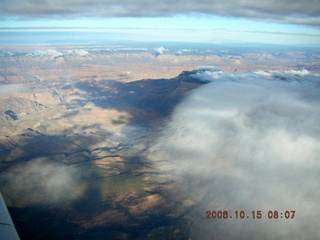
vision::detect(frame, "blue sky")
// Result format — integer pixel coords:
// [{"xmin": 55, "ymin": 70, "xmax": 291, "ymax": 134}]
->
[{"xmin": 1, "ymin": 0, "xmax": 320, "ymax": 45}]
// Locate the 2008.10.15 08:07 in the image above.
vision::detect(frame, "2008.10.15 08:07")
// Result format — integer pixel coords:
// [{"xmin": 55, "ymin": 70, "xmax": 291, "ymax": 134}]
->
[{"xmin": 206, "ymin": 210, "xmax": 296, "ymax": 219}]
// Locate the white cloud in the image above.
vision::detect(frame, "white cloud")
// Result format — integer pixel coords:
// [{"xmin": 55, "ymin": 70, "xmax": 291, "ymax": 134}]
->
[
  {"xmin": 149, "ymin": 69, "xmax": 320, "ymax": 239},
  {"xmin": 26, "ymin": 49, "xmax": 90, "ymax": 57},
  {"xmin": 0, "ymin": 158, "xmax": 86, "ymax": 206},
  {"xmin": 27, "ymin": 49, "xmax": 64, "ymax": 57},
  {"xmin": 65, "ymin": 49, "xmax": 89, "ymax": 56},
  {"xmin": 154, "ymin": 46, "xmax": 168, "ymax": 55}
]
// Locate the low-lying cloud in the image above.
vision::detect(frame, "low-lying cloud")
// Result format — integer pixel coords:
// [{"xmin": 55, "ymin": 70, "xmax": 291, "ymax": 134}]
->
[
  {"xmin": 150, "ymin": 69, "xmax": 320, "ymax": 239},
  {"xmin": 0, "ymin": 158, "xmax": 86, "ymax": 207},
  {"xmin": 1, "ymin": 0, "xmax": 320, "ymax": 26},
  {"xmin": 26, "ymin": 49, "xmax": 89, "ymax": 57}
]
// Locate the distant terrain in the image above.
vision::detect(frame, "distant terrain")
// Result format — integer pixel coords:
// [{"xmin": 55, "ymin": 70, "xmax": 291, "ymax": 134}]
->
[{"xmin": 0, "ymin": 42, "xmax": 319, "ymax": 239}]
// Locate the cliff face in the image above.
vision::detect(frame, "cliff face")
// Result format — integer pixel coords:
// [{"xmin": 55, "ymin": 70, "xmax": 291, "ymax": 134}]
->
[
  {"xmin": 0, "ymin": 69, "xmax": 206, "ymax": 147},
  {"xmin": 0, "ymin": 70, "xmax": 207, "ymax": 171}
]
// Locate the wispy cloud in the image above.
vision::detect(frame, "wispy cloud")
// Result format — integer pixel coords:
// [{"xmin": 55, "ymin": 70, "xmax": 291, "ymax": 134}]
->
[
  {"xmin": 150, "ymin": 69, "xmax": 320, "ymax": 239},
  {"xmin": 0, "ymin": 158, "xmax": 87, "ymax": 206},
  {"xmin": 1, "ymin": 0, "xmax": 320, "ymax": 26}
]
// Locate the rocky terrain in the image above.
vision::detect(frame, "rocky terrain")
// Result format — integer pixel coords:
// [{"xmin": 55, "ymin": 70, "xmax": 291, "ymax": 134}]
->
[
  {"xmin": 0, "ymin": 44, "xmax": 319, "ymax": 239},
  {"xmin": 0, "ymin": 48, "xmax": 211, "ymax": 239}
]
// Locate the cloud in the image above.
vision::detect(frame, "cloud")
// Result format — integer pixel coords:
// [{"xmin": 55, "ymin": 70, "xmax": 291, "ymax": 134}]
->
[
  {"xmin": 1, "ymin": 0, "xmax": 320, "ymax": 26},
  {"xmin": 154, "ymin": 46, "xmax": 168, "ymax": 56},
  {"xmin": 27, "ymin": 49, "xmax": 64, "ymax": 57},
  {"xmin": 149, "ymin": 69, "xmax": 320, "ymax": 239},
  {"xmin": 65, "ymin": 49, "xmax": 89, "ymax": 56},
  {"xmin": 26, "ymin": 49, "xmax": 89, "ymax": 57},
  {"xmin": 0, "ymin": 158, "xmax": 87, "ymax": 206}
]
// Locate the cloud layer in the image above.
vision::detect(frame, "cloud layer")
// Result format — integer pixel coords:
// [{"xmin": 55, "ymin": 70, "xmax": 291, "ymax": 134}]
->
[
  {"xmin": 26, "ymin": 49, "xmax": 89, "ymax": 57},
  {"xmin": 150, "ymin": 69, "xmax": 320, "ymax": 239},
  {"xmin": 1, "ymin": 0, "xmax": 320, "ymax": 26}
]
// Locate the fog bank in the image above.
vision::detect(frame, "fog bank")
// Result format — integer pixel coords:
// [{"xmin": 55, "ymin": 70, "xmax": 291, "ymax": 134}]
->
[{"xmin": 150, "ymin": 69, "xmax": 320, "ymax": 239}]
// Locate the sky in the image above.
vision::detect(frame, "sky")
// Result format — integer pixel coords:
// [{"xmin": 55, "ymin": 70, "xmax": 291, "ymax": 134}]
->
[{"xmin": 0, "ymin": 0, "xmax": 320, "ymax": 45}]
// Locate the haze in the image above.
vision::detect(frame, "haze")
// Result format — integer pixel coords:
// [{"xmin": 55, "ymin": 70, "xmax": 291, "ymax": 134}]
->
[{"xmin": 1, "ymin": 1, "xmax": 320, "ymax": 239}]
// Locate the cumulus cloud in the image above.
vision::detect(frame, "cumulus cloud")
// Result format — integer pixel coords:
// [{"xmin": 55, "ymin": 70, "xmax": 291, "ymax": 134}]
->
[
  {"xmin": 65, "ymin": 49, "xmax": 89, "ymax": 56},
  {"xmin": 154, "ymin": 46, "xmax": 168, "ymax": 56},
  {"xmin": 0, "ymin": 158, "xmax": 86, "ymax": 206},
  {"xmin": 1, "ymin": 0, "xmax": 320, "ymax": 26},
  {"xmin": 149, "ymin": 69, "xmax": 320, "ymax": 239}
]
